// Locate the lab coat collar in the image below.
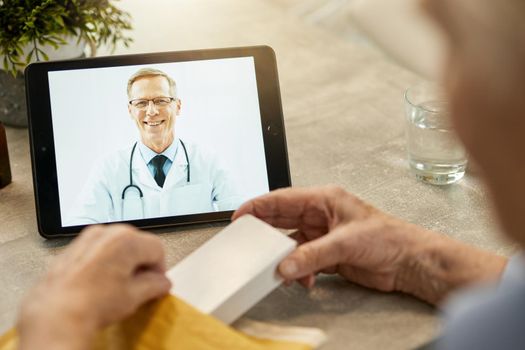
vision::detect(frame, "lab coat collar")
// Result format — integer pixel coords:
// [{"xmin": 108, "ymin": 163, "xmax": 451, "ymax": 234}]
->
[
  {"xmin": 162, "ymin": 140, "xmax": 190, "ymax": 188},
  {"xmin": 138, "ymin": 138, "xmax": 179, "ymax": 164},
  {"xmin": 132, "ymin": 139, "xmax": 189, "ymax": 190}
]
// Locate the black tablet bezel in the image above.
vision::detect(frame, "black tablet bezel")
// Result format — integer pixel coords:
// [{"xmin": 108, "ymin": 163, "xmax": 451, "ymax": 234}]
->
[{"xmin": 25, "ymin": 46, "xmax": 290, "ymax": 238}]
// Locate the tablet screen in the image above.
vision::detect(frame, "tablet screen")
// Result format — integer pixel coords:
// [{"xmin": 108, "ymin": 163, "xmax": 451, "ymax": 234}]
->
[{"xmin": 47, "ymin": 57, "xmax": 269, "ymax": 227}]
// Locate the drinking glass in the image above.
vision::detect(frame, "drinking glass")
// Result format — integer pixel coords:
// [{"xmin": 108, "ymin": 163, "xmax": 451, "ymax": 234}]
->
[{"xmin": 404, "ymin": 83, "xmax": 467, "ymax": 185}]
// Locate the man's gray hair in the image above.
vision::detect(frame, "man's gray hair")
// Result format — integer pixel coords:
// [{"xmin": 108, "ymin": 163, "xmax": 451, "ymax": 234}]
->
[{"xmin": 127, "ymin": 68, "xmax": 177, "ymax": 99}]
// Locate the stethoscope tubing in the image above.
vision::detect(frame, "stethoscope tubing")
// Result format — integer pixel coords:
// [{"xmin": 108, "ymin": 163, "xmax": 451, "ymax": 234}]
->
[
  {"xmin": 121, "ymin": 142, "xmax": 144, "ymax": 199},
  {"xmin": 121, "ymin": 139, "xmax": 190, "ymax": 201}
]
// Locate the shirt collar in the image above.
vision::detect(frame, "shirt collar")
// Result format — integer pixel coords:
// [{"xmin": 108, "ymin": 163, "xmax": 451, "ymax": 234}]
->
[{"xmin": 138, "ymin": 138, "xmax": 179, "ymax": 164}]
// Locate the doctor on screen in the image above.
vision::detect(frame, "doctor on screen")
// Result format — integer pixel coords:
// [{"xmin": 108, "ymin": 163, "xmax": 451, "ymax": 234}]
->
[{"xmin": 66, "ymin": 68, "xmax": 243, "ymax": 225}]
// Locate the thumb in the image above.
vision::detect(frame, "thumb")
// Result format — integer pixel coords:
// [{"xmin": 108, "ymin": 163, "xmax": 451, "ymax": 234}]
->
[
  {"xmin": 278, "ymin": 226, "xmax": 347, "ymax": 280},
  {"xmin": 129, "ymin": 271, "xmax": 172, "ymax": 307}
]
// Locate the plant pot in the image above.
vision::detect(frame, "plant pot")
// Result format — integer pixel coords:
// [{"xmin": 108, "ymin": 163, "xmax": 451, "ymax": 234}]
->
[
  {"xmin": 0, "ymin": 36, "xmax": 94, "ymax": 127},
  {"xmin": 0, "ymin": 72, "xmax": 27, "ymax": 127}
]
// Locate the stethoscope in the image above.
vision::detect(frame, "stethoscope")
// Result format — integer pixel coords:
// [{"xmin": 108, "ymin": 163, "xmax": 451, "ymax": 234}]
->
[{"xmin": 121, "ymin": 139, "xmax": 191, "ymax": 207}]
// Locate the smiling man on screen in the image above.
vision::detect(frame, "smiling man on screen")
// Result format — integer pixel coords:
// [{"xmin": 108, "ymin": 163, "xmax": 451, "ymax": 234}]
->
[{"xmin": 66, "ymin": 68, "xmax": 241, "ymax": 225}]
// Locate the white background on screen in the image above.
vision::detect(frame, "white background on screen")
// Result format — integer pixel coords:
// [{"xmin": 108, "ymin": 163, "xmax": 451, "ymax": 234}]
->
[{"xmin": 48, "ymin": 57, "xmax": 269, "ymax": 219}]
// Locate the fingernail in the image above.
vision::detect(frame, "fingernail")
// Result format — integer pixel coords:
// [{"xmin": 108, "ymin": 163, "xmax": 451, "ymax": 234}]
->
[{"xmin": 281, "ymin": 260, "xmax": 298, "ymax": 277}]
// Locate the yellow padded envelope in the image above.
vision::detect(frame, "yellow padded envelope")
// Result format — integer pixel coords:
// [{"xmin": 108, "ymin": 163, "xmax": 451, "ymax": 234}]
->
[{"xmin": 0, "ymin": 295, "xmax": 320, "ymax": 350}]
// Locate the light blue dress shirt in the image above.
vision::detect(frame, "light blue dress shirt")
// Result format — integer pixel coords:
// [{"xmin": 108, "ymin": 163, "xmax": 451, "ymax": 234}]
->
[
  {"xmin": 138, "ymin": 139, "xmax": 179, "ymax": 179},
  {"xmin": 436, "ymin": 253, "xmax": 525, "ymax": 349}
]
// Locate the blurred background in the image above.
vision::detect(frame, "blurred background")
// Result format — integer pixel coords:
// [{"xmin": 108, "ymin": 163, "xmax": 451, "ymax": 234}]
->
[{"xmin": 270, "ymin": 0, "xmax": 446, "ymax": 79}]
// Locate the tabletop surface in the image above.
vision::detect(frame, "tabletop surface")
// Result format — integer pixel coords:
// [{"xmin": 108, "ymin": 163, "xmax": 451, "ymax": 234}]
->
[{"xmin": 0, "ymin": 1, "xmax": 515, "ymax": 349}]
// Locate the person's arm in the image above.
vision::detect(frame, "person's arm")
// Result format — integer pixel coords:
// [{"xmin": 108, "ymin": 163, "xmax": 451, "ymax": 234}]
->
[
  {"xmin": 17, "ymin": 225, "xmax": 171, "ymax": 350},
  {"xmin": 394, "ymin": 226, "xmax": 506, "ymax": 304},
  {"xmin": 233, "ymin": 186, "xmax": 507, "ymax": 305}
]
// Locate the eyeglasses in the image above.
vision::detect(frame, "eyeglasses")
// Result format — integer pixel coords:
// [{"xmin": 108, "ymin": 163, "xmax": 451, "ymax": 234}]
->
[{"xmin": 129, "ymin": 97, "xmax": 175, "ymax": 110}]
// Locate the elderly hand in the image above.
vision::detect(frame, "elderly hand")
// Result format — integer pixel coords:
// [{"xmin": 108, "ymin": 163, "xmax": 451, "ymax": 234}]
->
[
  {"xmin": 233, "ymin": 186, "xmax": 507, "ymax": 305},
  {"xmin": 17, "ymin": 224, "xmax": 171, "ymax": 350}
]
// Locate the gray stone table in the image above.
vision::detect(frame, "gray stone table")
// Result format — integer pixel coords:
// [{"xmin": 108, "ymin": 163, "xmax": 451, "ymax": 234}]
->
[{"xmin": 0, "ymin": 1, "xmax": 515, "ymax": 349}]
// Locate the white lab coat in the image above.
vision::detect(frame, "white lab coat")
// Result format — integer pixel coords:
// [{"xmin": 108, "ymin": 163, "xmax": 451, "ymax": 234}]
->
[{"xmin": 65, "ymin": 141, "xmax": 243, "ymax": 226}]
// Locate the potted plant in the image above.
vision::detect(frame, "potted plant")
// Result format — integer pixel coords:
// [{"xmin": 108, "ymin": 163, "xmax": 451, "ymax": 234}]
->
[{"xmin": 0, "ymin": 0, "xmax": 132, "ymax": 127}]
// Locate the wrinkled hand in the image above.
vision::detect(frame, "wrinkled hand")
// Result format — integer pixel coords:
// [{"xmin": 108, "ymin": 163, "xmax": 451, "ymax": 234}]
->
[
  {"xmin": 18, "ymin": 224, "xmax": 171, "ymax": 350},
  {"xmin": 234, "ymin": 186, "xmax": 427, "ymax": 292},
  {"xmin": 233, "ymin": 186, "xmax": 506, "ymax": 304}
]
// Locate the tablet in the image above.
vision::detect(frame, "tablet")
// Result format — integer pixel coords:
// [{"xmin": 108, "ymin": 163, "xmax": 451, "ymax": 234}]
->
[{"xmin": 25, "ymin": 46, "xmax": 290, "ymax": 238}]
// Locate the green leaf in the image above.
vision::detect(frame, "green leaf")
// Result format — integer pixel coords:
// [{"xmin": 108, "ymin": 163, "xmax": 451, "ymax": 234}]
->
[
  {"xmin": 53, "ymin": 16, "xmax": 65, "ymax": 28},
  {"xmin": 0, "ymin": 0, "xmax": 133, "ymax": 64},
  {"xmin": 25, "ymin": 49, "xmax": 34, "ymax": 64},
  {"xmin": 38, "ymin": 48, "xmax": 49, "ymax": 61}
]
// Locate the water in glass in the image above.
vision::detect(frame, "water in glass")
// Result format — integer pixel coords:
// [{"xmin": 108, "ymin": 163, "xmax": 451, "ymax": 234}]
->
[{"xmin": 407, "ymin": 100, "xmax": 467, "ymax": 185}]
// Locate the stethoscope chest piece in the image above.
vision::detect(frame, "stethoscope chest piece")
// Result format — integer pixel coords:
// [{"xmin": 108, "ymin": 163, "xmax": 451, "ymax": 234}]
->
[{"xmin": 121, "ymin": 139, "xmax": 191, "ymax": 201}]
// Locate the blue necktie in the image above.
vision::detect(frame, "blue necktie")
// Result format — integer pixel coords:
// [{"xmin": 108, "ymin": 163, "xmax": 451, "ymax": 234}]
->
[{"xmin": 150, "ymin": 155, "xmax": 168, "ymax": 187}]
